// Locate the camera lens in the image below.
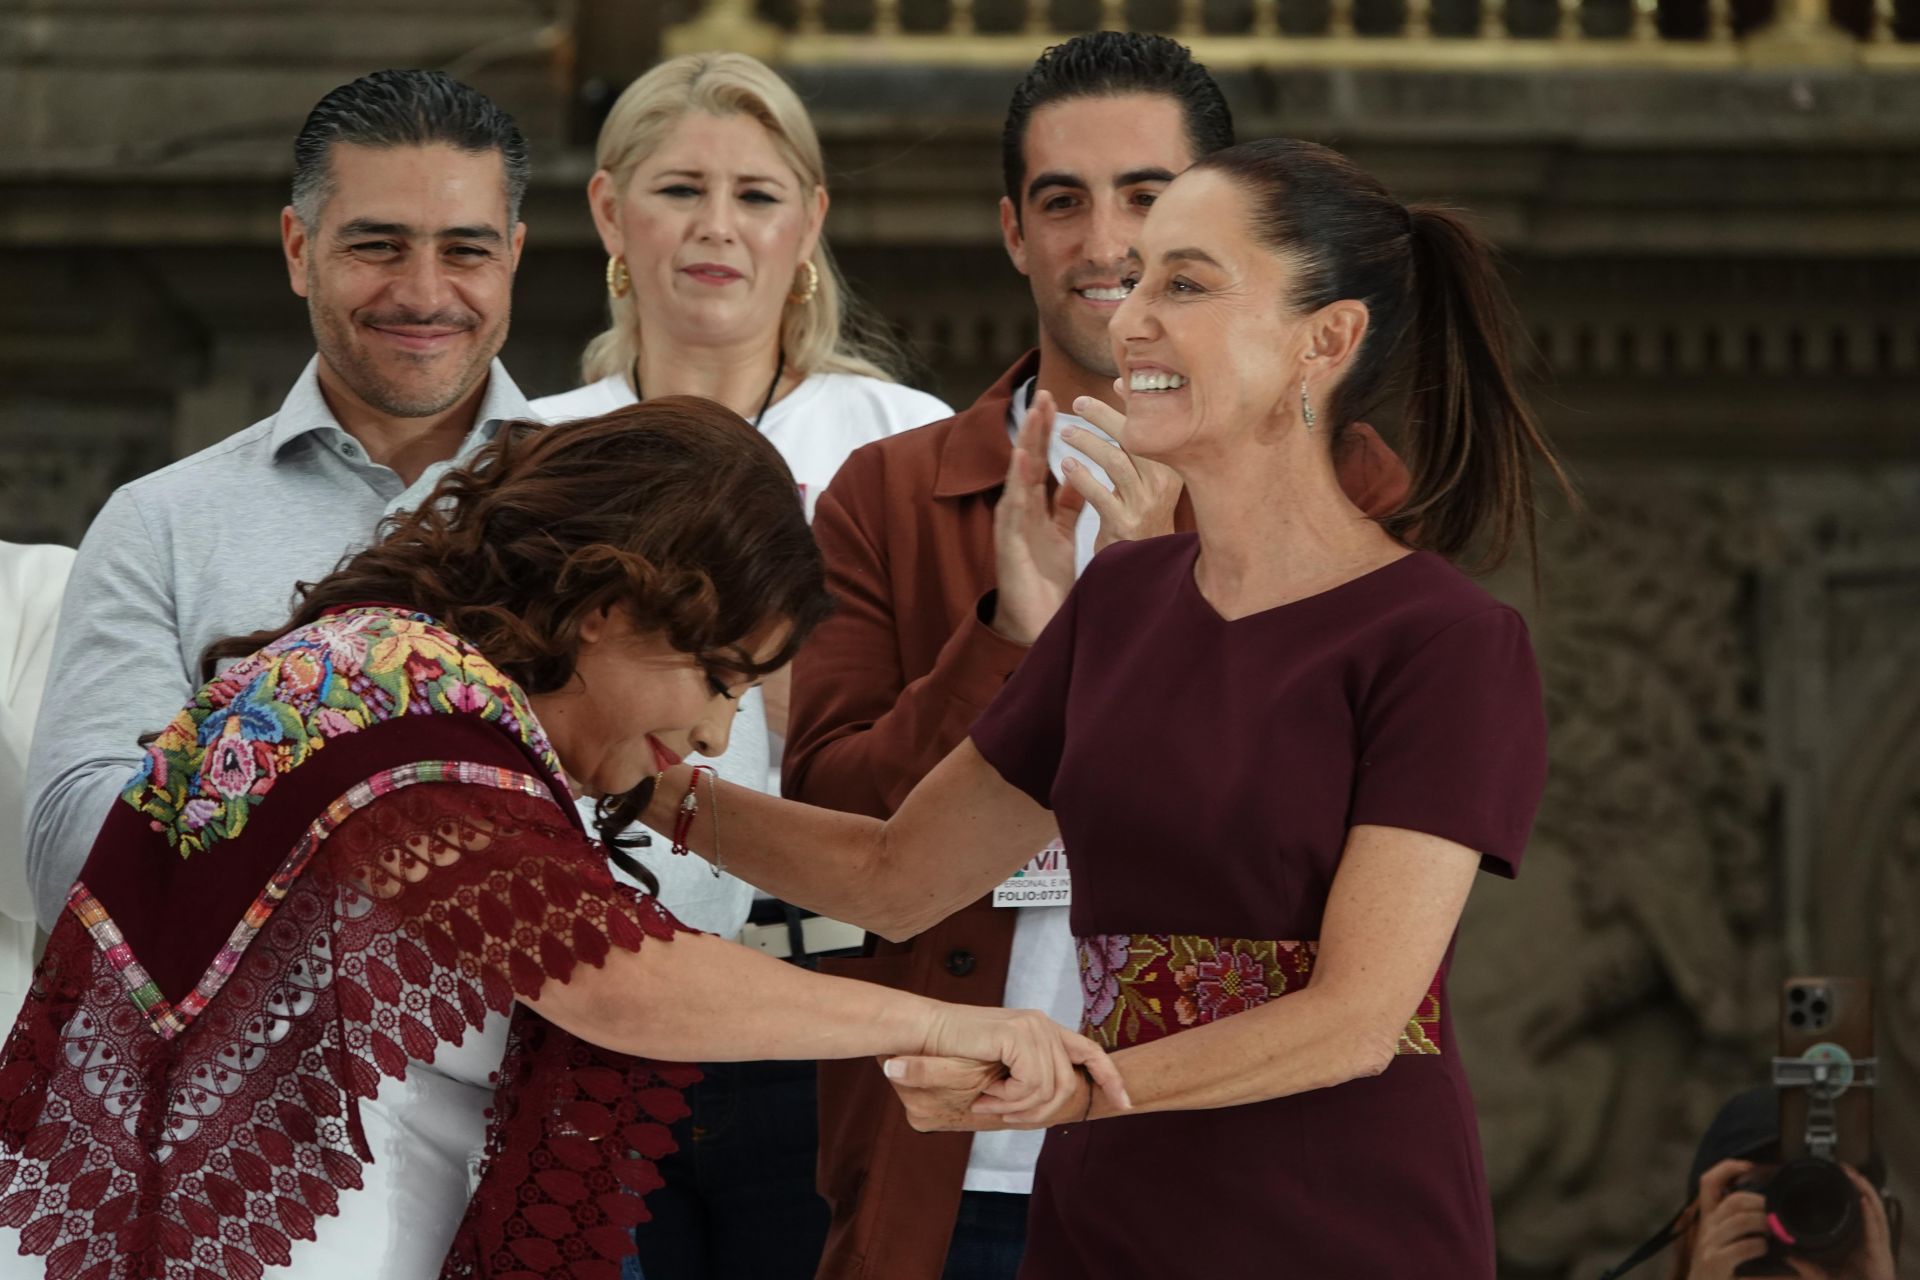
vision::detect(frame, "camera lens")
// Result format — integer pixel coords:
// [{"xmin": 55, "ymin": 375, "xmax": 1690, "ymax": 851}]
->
[{"xmin": 1767, "ymin": 1159, "xmax": 1861, "ymax": 1262}]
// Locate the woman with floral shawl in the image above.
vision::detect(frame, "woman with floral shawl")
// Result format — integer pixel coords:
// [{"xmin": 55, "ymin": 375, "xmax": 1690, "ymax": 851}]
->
[{"xmin": 0, "ymin": 398, "xmax": 1118, "ymax": 1280}]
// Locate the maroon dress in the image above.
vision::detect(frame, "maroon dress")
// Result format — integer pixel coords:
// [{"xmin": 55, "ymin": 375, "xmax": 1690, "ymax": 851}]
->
[{"xmin": 970, "ymin": 535, "xmax": 1547, "ymax": 1280}]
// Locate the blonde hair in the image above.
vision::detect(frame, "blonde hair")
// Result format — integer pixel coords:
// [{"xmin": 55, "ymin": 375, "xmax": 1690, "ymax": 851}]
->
[{"xmin": 581, "ymin": 52, "xmax": 902, "ymax": 386}]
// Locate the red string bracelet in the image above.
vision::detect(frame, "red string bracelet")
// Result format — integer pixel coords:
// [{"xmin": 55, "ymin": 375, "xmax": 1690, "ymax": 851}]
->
[{"xmin": 670, "ymin": 765, "xmax": 716, "ymax": 858}]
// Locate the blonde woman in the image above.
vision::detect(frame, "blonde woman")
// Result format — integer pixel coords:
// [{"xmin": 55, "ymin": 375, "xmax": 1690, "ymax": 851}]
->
[
  {"xmin": 528, "ymin": 52, "xmax": 950, "ymax": 1280},
  {"xmin": 535, "ymin": 51, "xmax": 947, "ymax": 515}
]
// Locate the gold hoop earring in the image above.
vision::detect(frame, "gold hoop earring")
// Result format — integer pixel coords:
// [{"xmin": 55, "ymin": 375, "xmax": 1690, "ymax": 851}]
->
[
  {"xmin": 788, "ymin": 259, "xmax": 819, "ymax": 307},
  {"xmin": 606, "ymin": 255, "xmax": 631, "ymax": 300},
  {"xmin": 1300, "ymin": 378, "xmax": 1316, "ymax": 432}
]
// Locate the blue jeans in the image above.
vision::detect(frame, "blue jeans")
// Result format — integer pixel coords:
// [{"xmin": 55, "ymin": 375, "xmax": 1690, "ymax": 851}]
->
[
  {"xmin": 622, "ymin": 1059, "xmax": 829, "ymax": 1280},
  {"xmin": 941, "ymin": 1191, "xmax": 1030, "ymax": 1280}
]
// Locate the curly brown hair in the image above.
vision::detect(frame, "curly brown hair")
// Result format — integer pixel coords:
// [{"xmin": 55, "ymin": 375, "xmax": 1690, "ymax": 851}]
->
[{"xmin": 203, "ymin": 396, "xmax": 833, "ymax": 886}]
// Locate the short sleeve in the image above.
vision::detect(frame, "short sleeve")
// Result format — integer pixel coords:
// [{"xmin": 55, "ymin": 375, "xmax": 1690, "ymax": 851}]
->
[
  {"xmin": 967, "ymin": 580, "xmax": 1082, "ymax": 810},
  {"xmin": 1348, "ymin": 607, "xmax": 1547, "ymax": 878}
]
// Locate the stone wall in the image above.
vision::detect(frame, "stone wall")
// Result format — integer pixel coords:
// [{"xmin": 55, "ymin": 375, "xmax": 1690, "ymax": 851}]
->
[{"xmin": 1463, "ymin": 468, "xmax": 1920, "ymax": 1275}]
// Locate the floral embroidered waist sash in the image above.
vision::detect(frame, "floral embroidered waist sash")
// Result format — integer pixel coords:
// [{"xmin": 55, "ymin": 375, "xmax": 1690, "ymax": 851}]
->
[{"xmin": 1075, "ymin": 933, "xmax": 1445, "ymax": 1055}]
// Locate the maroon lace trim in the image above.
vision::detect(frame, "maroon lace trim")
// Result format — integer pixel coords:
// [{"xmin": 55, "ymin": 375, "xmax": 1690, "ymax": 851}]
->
[
  {"xmin": 0, "ymin": 781, "xmax": 692, "ymax": 1280},
  {"xmin": 441, "ymin": 1013, "xmax": 699, "ymax": 1280}
]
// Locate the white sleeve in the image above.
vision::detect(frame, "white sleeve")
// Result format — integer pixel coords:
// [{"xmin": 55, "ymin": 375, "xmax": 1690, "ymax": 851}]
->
[{"xmin": 1, "ymin": 544, "xmax": 75, "ymax": 926}]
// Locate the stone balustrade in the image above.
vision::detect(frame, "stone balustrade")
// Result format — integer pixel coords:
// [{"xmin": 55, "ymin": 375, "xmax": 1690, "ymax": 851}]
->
[{"xmin": 666, "ymin": 0, "xmax": 1919, "ymax": 66}]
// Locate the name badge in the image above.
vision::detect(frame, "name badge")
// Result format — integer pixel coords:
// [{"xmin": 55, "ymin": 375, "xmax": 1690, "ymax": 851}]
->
[{"xmin": 993, "ymin": 841, "xmax": 1071, "ymax": 908}]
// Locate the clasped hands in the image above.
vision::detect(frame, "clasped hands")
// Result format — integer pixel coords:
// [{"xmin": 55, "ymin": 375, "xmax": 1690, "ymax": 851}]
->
[{"xmin": 883, "ymin": 1005, "xmax": 1131, "ymax": 1133}]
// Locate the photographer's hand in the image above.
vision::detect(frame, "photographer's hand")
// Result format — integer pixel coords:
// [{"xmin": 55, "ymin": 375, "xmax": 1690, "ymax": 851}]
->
[
  {"xmin": 1842, "ymin": 1164, "xmax": 1897, "ymax": 1280},
  {"xmin": 1688, "ymin": 1159, "xmax": 1769, "ymax": 1279}
]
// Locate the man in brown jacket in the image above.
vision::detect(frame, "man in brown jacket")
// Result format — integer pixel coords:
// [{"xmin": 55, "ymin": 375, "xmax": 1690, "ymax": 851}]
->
[{"xmin": 784, "ymin": 33, "xmax": 1412, "ymax": 1280}]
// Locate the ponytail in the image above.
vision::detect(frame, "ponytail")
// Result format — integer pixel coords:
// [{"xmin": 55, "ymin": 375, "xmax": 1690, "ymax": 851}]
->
[
  {"xmin": 1193, "ymin": 138, "xmax": 1574, "ymax": 577},
  {"xmin": 1384, "ymin": 206, "xmax": 1572, "ymax": 572}
]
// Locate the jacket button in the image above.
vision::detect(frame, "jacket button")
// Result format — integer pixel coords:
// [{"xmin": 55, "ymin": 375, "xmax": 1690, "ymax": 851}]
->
[{"xmin": 945, "ymin": 948, "xmax": 976, "ymax": 978}]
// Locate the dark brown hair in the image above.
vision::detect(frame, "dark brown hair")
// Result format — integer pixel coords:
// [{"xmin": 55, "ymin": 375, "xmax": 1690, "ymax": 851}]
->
[
  {"xmin": 204, "ymin": 396, "xmax": 832, "ymax": 886},
  {"xmin": 1001, "ymin": 32, "xmax": 1233, "ymax": 216},
  {"xmin": 1193, "ymin": 138, "xmax": 1573, "ymax": 572}
]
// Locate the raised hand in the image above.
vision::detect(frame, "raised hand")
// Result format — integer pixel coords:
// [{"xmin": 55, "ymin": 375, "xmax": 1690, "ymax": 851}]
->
[
  {"xmin": 1059, "ymin": 387, "xmax": 1184, "ymax": 553},
  {"xmin": 989, "ymin": 390, "xmax": 1086, "ymax": 646}
]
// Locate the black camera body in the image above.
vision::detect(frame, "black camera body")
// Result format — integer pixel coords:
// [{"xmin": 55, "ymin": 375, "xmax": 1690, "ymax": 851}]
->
[
  {"xmin": 1596, "ymin": 980, "xmax": 1893, "ymax": 1280},
  {"xmin": 1730, "ymin": 1156, "xmax": 1867, "ymax": 1277}
]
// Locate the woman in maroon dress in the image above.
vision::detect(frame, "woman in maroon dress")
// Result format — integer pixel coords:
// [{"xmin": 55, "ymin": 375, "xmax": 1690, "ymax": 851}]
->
[{"xmin": 642, "ymin": 138, "xmax": 1570, "ymax": 1277}]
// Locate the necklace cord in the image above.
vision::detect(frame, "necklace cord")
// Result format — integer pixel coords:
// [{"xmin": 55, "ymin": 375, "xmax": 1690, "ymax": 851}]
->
[{"xmin": 630, "ymin": 347, "xmax": 787, "ymax": 429}]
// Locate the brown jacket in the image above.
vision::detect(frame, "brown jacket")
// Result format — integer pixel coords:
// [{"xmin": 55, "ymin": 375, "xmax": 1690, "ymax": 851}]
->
[{"xmin": 784, "ymin": 353, "xmax": 1413, "ymax": 1280}]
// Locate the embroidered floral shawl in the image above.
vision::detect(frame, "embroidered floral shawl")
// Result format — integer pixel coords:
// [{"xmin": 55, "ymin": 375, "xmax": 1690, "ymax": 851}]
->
[{"xmin": 0, "ymin": 607, "xmax": 695, "ymax": 1280}]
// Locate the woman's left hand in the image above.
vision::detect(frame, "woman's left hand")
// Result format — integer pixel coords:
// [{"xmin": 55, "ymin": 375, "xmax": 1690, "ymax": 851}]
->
[
  {"xmin": 1061, "ymin": 392, "xmax": 1184, "ymax": 553},
  {"xmin": 883, "ymin": 1054, "xmax": 1094, "ymax": 1132}
]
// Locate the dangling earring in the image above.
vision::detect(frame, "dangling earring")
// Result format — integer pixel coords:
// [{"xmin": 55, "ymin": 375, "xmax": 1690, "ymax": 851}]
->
[
  {"xmin": 788, "ymin": 259, "xmax": 819, "ymax": 307},
  {"xmin": 605, "ymin": 255, "xmax": 631, "ymax": 299},
  {"xmin": 1300, "ymin": 377, "xmax": 1316, "ymax": 432}
]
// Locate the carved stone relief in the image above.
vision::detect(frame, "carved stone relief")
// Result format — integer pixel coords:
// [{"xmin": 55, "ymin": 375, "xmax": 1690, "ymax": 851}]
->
[
  {"xmin": 1789, "ymin": 479, "xmax": 1920, "ymax": 1272},
  {"xmin": 1453, "ymin": 467, "xmax": 1920, "ymax": 1278},
  {"xmin": 0, "ymin": 399, "xmax": 173, "ymax": 547}
]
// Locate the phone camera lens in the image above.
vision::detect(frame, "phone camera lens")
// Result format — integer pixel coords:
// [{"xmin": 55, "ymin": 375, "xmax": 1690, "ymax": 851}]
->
[
  {"xmin": 1790, "ymin": 1010, "xmax": 1807, "ymax": 1027},
  {"xmin": 1790, "ymin": 987, "xmax": 1808, "ymax": 1005}
]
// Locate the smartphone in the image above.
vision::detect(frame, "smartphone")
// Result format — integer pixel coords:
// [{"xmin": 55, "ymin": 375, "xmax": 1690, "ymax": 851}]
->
[{"xmin": 1778, "ymin": 975, "xmax": 1873, "ymax": 1167}]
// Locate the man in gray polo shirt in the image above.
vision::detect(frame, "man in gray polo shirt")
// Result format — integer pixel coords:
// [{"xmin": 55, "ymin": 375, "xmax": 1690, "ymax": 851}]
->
[{"xmin": 25, "ymin": 70, "xmax": 538, "ymax": 927}]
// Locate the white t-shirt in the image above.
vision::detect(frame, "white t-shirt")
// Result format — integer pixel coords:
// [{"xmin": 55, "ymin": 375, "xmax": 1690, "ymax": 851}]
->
[
  {"xmin": 530, "ymin": 370, "xmax": 950, "ymax": 937},
  {"xmin": 532, "ymin": 371, "xmax": 950, "ymax": 524},
  {"xmin": 961, "ymin": 380, "xmax": 1118, "ymax": 1196},
  {"xmin": 285, "ymin": 1012, "xmax": 510, "ymax": 1280}
]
